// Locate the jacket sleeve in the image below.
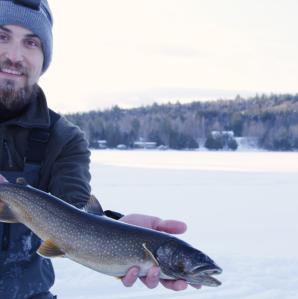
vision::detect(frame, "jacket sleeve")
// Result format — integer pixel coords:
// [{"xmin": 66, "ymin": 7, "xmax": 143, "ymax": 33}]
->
[{"xmin": 41, "ymin": 117, "xmax": 91, "ymax": 209}]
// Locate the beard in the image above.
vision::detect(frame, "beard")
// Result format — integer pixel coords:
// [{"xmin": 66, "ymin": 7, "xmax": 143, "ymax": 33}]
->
[
  {"xmin": 0, "ymin": 58, "xmax": 39, "ymax": 112},
  {"xmin": 0, "ymin": 80, "xmax": 38, "ymax": 111}
]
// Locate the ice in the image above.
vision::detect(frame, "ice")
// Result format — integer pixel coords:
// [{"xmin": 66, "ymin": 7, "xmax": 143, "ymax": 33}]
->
[{"xmin": 51, "ymin": 151, "xmax": 298, "ymax": 298}]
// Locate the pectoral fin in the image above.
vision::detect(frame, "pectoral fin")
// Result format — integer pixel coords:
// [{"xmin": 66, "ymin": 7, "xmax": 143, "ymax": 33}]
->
[
  {"xmin": 37, "ymin": 240, "xmax": 65, "ymax": 258},
  {"xmin": 142, "ymin": 243, "xmax": 159, "ymax": 266},
  {"xmin": 0, "ymin": 201, "xmax": 18, "ymax": 223}
]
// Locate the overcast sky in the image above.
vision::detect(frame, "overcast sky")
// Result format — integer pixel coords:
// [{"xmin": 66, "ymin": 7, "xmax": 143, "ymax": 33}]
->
[{"xmin": 39, "ymin": 0, "xmax": 298, "ymax": 113}]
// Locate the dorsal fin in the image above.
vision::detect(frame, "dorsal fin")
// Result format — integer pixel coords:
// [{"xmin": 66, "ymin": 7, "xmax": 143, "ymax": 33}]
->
[
  {"xmin": 83, "ymin": 195, "xmax": 104, "ymax": 216},
  {"xmin": 37, "ymin": 239, "xmax": 65, "ymax": 258},
  {"xmin": 16, "ymin": 177, "xmax": 28, "ymax": 185}
]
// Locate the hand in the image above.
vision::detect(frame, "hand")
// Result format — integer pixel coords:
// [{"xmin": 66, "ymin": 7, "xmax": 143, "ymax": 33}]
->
[
  {"xmin": 119, "ymin": 214, "xmax": 201, "ymax": 291},
  {"xmin": 0, "ymin": 174, "xmax": 8, "ymax": 184}
]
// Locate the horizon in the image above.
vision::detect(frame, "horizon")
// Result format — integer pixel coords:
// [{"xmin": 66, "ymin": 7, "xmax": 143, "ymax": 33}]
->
[{"xmin": 64, "ymin": 91, "xmax": 298, "ymax": 115}]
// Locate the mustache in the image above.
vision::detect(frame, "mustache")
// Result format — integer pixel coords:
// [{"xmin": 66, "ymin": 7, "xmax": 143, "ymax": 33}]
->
[{"xmin": 0, "ymin": 59, "xmax": 28, "ymax": 76}]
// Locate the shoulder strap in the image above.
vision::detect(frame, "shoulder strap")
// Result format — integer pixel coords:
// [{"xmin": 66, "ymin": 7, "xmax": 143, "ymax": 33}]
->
[{"xmin": 25, "ymin": 109, "xmax": 60, "ymax": 164}]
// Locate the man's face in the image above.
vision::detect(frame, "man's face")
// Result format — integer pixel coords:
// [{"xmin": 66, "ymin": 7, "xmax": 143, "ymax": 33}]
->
[{"xmin": 0, "ymin": 25, "xmax": 44, "ymax": 110}]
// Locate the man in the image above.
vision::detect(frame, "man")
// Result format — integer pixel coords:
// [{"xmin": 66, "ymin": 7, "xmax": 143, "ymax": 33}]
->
[{"xmin": 0, "ymin": 1, "xmax": 200, "ymax": 298}]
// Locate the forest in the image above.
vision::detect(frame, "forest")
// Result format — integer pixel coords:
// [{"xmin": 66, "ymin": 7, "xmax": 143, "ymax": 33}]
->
[{"xmin": 65, "ymin": 93, "xmax": 298, "ymax": 151}]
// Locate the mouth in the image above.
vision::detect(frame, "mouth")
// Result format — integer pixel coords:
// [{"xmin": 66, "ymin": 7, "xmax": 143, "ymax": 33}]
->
[{"xmin": 0, "ymin": 68, "xmax": 25, "ymax": 80}]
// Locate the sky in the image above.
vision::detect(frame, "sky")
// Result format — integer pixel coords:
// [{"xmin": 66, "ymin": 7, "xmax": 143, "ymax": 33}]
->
[{"xmin": 39, "ymin": 0, "xmax": 298, "ymax": 113}]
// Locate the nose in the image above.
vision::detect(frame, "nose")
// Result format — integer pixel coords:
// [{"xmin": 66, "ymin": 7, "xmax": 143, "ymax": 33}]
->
[{"xmin": 4, "ymin": 43, "xmax": 24, "ymax": 65}]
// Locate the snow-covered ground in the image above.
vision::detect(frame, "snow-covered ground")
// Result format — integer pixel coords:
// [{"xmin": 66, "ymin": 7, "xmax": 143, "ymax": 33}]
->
[{"xmin": 52, "ymin": 150, "xmax": 298, "ymax": 299}]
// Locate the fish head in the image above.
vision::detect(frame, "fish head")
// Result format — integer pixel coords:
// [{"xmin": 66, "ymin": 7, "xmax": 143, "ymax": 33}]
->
[{"xmin": 155, "ymin": 239, "xmax": 222, "ymax": 287}]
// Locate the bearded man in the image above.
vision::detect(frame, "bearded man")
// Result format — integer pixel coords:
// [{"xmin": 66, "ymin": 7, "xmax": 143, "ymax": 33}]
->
[{"xmin": 0, "ymin": 1, "xmax": 199, "ymax": 298}]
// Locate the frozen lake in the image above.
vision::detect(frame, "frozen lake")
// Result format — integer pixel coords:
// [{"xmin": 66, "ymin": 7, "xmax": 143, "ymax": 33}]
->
[{"xmin": 52, "ymin": 150, "xmax": 298, "ymax": 299}]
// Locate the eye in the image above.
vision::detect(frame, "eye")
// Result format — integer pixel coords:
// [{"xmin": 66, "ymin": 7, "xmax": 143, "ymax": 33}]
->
[
  {"xmin": 0, "ymin": 32, "xmax": 9, "ymax": 42},
  {"xmin": 24, "ymin": 38, "xmax": 42, "ymax": 49}
]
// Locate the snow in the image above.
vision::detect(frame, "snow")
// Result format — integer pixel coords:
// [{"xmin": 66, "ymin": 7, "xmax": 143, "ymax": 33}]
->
[{"xmin": 51, "ymin": 150, "xmax": 298, "ymax": 298}]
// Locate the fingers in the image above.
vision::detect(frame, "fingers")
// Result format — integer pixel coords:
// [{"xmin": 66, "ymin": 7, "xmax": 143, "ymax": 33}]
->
[
  {"xmin": 121, "ymin": 266, "xmax": 202, "ymax": 291},
  {"xmin": 122, "ymin": 266, "xmax": 161, "ymax": 289},
  {"xmin": 160, "ymin": 279, "xmax": 202, "ymax": 291},
  {"xmin": 119, "ymin": 214, "xmax": 187, "ymax": 235},
  {"xmin": 160, "ymin": 279, "xmax": 188, "ymax": 291},
  {"xmin": 121, "ymin": 267, "xmax": 139, "ymax": 287},
  {"xmin": 155, "ymin": 219, "xmax": 187, "ymax": 234},
  {"xmin": 140, "ymin": 266, "xmax": 160, "ymax": 289},
  {"xmin": 190, "ymin": 283, "xmax": 202, "ymax": 289},
  {"xmin": 120, "ymin": 214, "xmax": 162, "ymax": 229}
]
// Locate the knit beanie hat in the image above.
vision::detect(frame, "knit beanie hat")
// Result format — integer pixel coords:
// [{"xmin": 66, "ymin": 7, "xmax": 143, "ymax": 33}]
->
[{"xmin": 0, "ymin": 0, "xmax": 53, "ymax": 73}]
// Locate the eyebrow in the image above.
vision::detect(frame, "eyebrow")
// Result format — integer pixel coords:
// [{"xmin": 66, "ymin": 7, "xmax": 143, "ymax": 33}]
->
[
  {"xmin": 26, "ymin": 33, "xmax": 41, "ymax": 40},
  {"xmin": 0, "ymin": 25, "xmax": 40, "ymax": 39},
  {"xmin": 0, "ymin": 25, "xmax": 10, "ymax": 33}
]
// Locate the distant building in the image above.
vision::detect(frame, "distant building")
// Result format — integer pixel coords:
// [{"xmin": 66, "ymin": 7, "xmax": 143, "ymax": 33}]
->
[
  {"xmin": 96, "ymin": 140, "xmax": 107, "ymax": 149},
  {"xmin": 133, "ymin": 141, "xmax": 157, "ymax": 149},
  {"xmin": 211, "ymin": 130, "xmax": 234, "ymax": 138},
  {"xmin": 89, "ymin": 139, "xmax": 107, "ymax": 149},
  {"xmin": 235, "ymin": 137, "xmax": 259, "ymax": 150},
  {"xmin": 116, "ymin": 144, "xmax": 128, "ymax": 150},
  {"xmin": 157, "ymin": 145, "xmax": 168, "ymax": 150}
]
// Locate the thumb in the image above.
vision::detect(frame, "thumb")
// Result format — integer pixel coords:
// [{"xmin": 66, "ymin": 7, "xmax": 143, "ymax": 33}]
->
[{"xmin": 0, "ymin": 174, "xmax": 8, "ymax": 184}]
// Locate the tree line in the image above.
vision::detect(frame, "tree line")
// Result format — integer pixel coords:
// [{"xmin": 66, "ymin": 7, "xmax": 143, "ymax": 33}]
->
[{"xmin": 65, "ymin": 93, "xmax": 298, "ymax": 151}]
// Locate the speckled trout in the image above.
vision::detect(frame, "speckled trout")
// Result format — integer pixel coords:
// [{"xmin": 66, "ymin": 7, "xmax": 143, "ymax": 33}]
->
[{"xmin": 0, "ymin": 178, "xmax": 222, "ymax": 287}]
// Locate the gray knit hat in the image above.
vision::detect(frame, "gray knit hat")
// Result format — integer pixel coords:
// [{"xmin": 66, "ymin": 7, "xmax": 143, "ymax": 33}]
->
[{"xmin": 0, "ymin": 0, "xmax": 53, "ymax": 73}]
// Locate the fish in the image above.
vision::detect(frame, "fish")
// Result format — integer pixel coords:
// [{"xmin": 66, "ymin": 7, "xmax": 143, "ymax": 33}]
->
[{"xmin": 0, "ymin": 178, "xmax": 222, "ymax": 287}]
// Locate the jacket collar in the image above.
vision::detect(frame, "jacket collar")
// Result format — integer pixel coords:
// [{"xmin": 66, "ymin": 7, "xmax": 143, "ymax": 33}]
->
[{"xmin": 0, "ymin": 86, "xmax": 51, "ymax": 129}]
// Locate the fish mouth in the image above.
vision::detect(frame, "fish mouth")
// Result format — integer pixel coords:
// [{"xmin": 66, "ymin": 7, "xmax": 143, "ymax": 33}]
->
[
  {"xmin": 191, "ymin": 263, "xmax": 222, "ymax": 275},
  {"xmin": 186, "ymin": 264, "xmax": 222, "ymax": 287},
  {"xmin": 195, "ymin": 274, "xmax": 222, "ymax": 287}
]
